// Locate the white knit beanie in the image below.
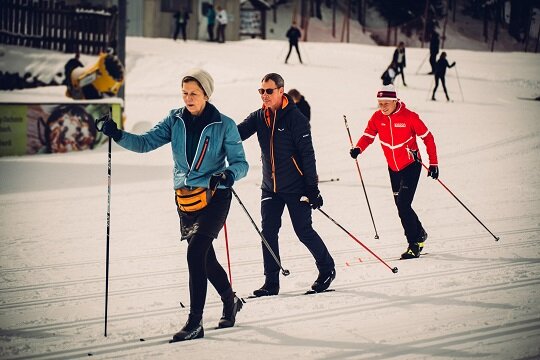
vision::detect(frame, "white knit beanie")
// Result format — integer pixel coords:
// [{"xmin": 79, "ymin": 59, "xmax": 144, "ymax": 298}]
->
[
  {"xmin": 182, "ymin": 68, "xmax": 214, "ymax": 98},
  {"xmin": 376, "ymin": 84, "xmax": 398, "ymax": 100}
]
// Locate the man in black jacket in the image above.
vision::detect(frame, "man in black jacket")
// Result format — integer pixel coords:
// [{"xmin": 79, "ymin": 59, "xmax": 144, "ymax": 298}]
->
[{"xmin": 238, "ymin": 73, "xmax": 335, "ymax": 296}]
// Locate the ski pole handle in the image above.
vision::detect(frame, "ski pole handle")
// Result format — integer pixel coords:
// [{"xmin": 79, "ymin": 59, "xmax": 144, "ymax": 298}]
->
[{"xmin": 95, "ymin": 107, "xmax": 113, "ymax": 132}]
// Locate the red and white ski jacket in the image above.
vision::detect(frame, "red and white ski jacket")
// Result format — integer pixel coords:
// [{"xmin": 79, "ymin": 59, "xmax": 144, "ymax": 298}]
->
[{"xmin": 355, "ymin": 101, "xmax": 438, "ymax": 172}]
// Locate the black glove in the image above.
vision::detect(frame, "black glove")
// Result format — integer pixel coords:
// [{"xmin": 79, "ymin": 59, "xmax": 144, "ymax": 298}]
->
[
  {"xmin": 350, "ymin": 147, "xmax": 361, "ymax": 159},
  {"xmin": 100, "ymin": 117, "xmax": 123, "ymax": 142},
  {"xmin": 427, "ymin": 165, "xmax": 439, "ymax": 179},
  {"xmin": 306, "ymin": 186, "xmax": 323, "ymax": 209},
  {"xmin": 210, "ymin": 170, "xmax": 235, "ymax": 190}
]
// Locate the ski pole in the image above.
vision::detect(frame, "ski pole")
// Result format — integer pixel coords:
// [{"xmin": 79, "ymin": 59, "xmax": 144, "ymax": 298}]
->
[
  {"xmin": 343, "ymin": 115, "xmax": 379, "ymax": 239},
  {"xmin": 410, "ymin": 153, "xmax": 499, "ymax": 241},
  {"xmin": 94, "ymin": 108, "xmax": 113, "ymax": 337},
  {"xmin": 315, "ymin": 206, "xmax": 398, "ymax": 274},
  {"xmin": 223, "ymin": 222, "xmax": 233, "ymax": 286},
  {"xmin": 454, "ymin": 65, "xmax": 464, "ymax": 102},
  {"xmin": 415, "ymin": 52, "xmax": 429, "ymax": 75},
  {"xmin": 230, "ymin": 188, "xmax": 290, "ymax": 276}
]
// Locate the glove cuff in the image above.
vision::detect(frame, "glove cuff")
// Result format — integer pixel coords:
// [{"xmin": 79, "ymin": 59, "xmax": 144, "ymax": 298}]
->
[{"xmin": 112, "ymin": 129, "xmax": 123, "ymax": 142}]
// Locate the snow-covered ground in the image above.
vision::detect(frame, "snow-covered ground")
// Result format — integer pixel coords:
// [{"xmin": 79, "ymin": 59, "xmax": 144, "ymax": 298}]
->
[{"xmin": 1, "ymin": 36, "xmax": 540, "ymax": 359}]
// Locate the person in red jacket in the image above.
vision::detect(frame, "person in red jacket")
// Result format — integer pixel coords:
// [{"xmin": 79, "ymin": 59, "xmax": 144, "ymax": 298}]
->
[{"xmin": 349, "ymin": 84, "xmax": 439, "ymax": 259}]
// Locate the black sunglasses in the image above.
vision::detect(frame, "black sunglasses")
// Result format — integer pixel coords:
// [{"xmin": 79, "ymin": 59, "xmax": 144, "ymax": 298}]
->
[{"xmin": 258, "ymin": 87, "xmax": 279, "ymax": 95}]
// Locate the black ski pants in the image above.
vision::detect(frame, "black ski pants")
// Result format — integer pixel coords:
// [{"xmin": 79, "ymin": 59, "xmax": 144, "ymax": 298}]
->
[
  {"xmin": 433, "ymin": 75, "xmax": 449, "ymax": 100},
  {"xmin": 388, "ymin": 161, "xmax": 425, "ymax": 245},
  {"xmin": 260, "ymin": 190, "xmax": 334, "ymax": 283},
  {"xmin": 285, "ymin": 42, "xmax": 302, "ymax": 63},
  {"xmin": 178, "ymin": 189, "xmax": 233, "ymax": 316}
]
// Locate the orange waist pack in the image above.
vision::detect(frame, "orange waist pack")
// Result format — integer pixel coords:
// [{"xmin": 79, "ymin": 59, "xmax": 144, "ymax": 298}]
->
[{"xmin": 175, "ymin": 187, "xmax": 215, "ymax": 212}]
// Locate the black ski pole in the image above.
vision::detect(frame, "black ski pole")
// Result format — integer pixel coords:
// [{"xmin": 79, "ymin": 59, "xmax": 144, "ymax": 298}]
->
[
  {"xmin": 410, "ymin": 152, "xmax": 499, "ymax": 241},
  {"xmin": 343, "ymin": 115, "xmax": 380, "ymax": 239},
  {"xmin": 95, "ymin": 108, "xmax": 113, "ymax": 337},
  {"xmin": 230, "ymin": 188, "xmax": 290, "ymax": 276},
  {"xmin": 316, "ymin": 207, "xmax": 398, "ymax": 274}
]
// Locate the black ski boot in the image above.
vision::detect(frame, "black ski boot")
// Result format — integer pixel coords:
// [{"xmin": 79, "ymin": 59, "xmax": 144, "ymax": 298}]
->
[
  {"xmin": 311, "ymin": 268, "xmax": 336, "ymax": 293},
  {"xmin": 401, "ymin": 243, "xmax": 421, "ymax": 259},
  {"xmin": 418, "ymin": 229, "xmax": 428, "ymax": 252},
  {"xmin": 218, "ymin": 290, "xmax": 243, "ymax": 328},
  {"xmin": 252, "ymin": 281, "xmax": 279, "ymax": 297},
  {"xmin": 171, "ymin": 314, "xmax": 204, "ymax": 342}
]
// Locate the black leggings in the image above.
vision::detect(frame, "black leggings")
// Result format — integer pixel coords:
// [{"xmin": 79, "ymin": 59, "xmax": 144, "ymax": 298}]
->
[
  {"xmin": 186, "ymin": 233, "xmax": 231, "ymax": 316},
  {"xmin": 433, "ymin": 75, "xmax": 449, "ymax": 100},
  {"xmin": 285, "ymin": 43, "xmax": 302, "ymax": 63},
  {"xmin": 177, "ymin": 189, "xmax": 233, "ymax": 316}
]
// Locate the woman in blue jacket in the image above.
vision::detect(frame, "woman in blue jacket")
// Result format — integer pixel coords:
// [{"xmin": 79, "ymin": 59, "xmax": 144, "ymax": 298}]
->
[{"xmin": 100, "ymin": 68, "xmax": 248, "ymax": 342}]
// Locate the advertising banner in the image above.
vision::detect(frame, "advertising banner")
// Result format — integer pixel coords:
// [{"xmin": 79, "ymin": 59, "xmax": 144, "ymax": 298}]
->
[{"xmin": 0, "ymin": 101, "xmax": 122, "ymax": 156}]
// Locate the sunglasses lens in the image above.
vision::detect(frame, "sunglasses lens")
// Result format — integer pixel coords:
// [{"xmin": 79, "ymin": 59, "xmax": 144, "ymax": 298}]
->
[{"xmin": 258, "ymin": 88, "xmax": 274, "ymax": 95}]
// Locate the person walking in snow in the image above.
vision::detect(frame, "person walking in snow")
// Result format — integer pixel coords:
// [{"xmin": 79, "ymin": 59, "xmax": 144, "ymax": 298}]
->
[
  {"xmin": 237, "ymin": 73, "xmax": 335, "ymax": 296},
  {"xmin": 287, "ymin": 88, "xmax": 311, "ymax": 121},
  {"xmin": 381, "ymin": 62, "xmax": 398, "ymax": 86},
  {"xmin": 392, "ymin": 41, "xmax": 407, "ymax": 86},
  {"xmin": 173, "ymin": 8, "xmax": 190, "ymax": 42},
  {"xmin": 206, "ymin": 4, "xmax": 216, "ymax": 42},
  {"xmin": 216, "ymin": 6, "xmax": 228, "ymax": 43},
  {"xmin": 99, "ymin": 68, "xmax": 248, "ymax": 342},
  {"xmin": 431, "ymin": 51, "xmax": 456, "ymax": 101},
  {"xmin": 285, "ymin": 21, "xmax": 303, "ymax": 64},
  {"xmin": 349, "ymin": 84, "xmax": 439, "ymax": 259}
]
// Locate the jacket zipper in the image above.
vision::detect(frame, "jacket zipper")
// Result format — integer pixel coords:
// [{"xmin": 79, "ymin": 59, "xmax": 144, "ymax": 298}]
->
[
  {"xmin": 194, "ymin": 136, "xmax": 210, "ymax": 171},
  {"xmin": 387, "ymin": 115, "xmax": 400, "ymax": 171},
  {"xmin": 270, "ymin": 111, "xmax": 277, "ymax": 192}
]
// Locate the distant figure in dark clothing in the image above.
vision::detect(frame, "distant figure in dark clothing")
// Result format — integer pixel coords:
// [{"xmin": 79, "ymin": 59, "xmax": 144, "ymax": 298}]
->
[
  {"xmin": 288, "ymin": 89, "xmax": 311, "ymax": 121},
  {"xmin": 381, "ymin": 62, "xmax": 398, "ymax": 86},
  {"xmin": 206, "ymin": 4, "xmax": 216, "ymax": 41},
  {"xmin": 429, "ymin": 32, "xmax": 440, "ymax": 74},
  {"xmin": 432, "ymin": 52, "xmax": 456, "ymax": 101},
  {"xmin": 285, "ymin": 22, "xmax": 303, "ymax": 64},
  {"xmin": 392, "ymin": 42, "xmax": 407, "ymax": 86},
  {"xmin": 173, "ymin": 9, "xmax": 190, "ymax": 41}
]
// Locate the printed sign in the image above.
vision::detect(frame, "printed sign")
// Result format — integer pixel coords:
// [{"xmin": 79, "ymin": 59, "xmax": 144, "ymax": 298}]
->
[{"xmin": 0, "ymin": 102, "xmax": 122, "ymax": 156}]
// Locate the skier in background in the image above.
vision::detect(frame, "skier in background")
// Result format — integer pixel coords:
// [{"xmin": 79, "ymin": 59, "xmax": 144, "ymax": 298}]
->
[
  {"xmin": 429, "ymin": 31, "xmax": 440, "ymax": 74},
  {"xmin": 381, "ymin": 62, "xmax": 398, "ymax": 86},
  {"xmin": 392, "ymin": 41, "xmax": 407, "ymax": 86},
  {"xmin": 287, "ymin": 88, "xmax": 311, "ymax": 121},
  {"xmin": 173, "ymin": 8, "xmax": 190, "ymax": 42},
  {"xmin": 285, "ymin": 21, "xmax": 303, "ymax": 64},
  {"xmin": 216, "ymin": 6, "xmax": 228, "ymax": 43},
  {"xmin": 432, "ymin": 51, "xmax": 456, "ymax": 101},
  {"xmin": 206, "ymin": 4, "xmax": 216, "ymax": 42}
]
